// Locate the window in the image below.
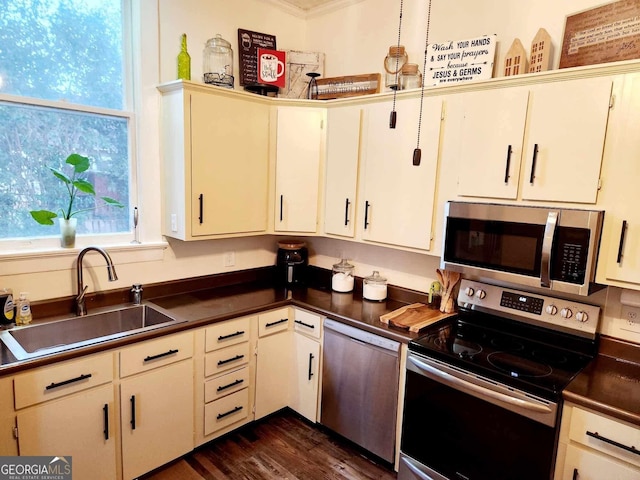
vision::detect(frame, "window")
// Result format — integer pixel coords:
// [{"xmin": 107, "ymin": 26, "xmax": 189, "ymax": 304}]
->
[{"xmin": 0, "ymin": 0, "xmax": 132, "ymax": 244}]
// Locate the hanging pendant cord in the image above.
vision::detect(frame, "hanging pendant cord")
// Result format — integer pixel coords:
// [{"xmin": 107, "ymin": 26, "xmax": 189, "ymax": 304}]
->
[
  {"xmin": 413, "ymin": 0, "xmax": 433, "ymax": 165},
  {"xmin": 390, "ymin": 0, "xmax": 404, "ymax": 128}
]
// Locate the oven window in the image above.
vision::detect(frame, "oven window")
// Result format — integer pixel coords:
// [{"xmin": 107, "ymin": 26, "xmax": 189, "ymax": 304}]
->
[
  {"xmin": 401, "ymin": 369, "xmax": 556, "ymax": 480},
  {"xmin": 444, "ymin": 218, "xmax": 545, "ymax": 276}
]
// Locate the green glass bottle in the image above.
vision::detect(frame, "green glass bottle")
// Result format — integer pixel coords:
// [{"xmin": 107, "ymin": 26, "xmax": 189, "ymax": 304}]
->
[{"xmin": 177, "ymin": 33, "xmax": 191, "ymax": 80}]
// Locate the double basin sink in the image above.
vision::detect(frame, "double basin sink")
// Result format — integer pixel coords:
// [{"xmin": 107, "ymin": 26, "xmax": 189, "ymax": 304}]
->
[{"xmin": 0, "ymin": 304, "xmax": 185, "ymax": 361}]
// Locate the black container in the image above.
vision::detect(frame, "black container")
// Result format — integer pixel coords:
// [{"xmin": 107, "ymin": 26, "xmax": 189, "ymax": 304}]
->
[{"xmin": 276, "ymin": 240, "xmax": 308, "ymax": 287}]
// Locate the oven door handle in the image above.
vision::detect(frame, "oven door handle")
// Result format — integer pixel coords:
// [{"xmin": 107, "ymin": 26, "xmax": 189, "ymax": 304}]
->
[
  {"xmin": 540, "ymin": 211, "xmax": 558, "ymax": 288},
  {"xmin": 408, "ymin": 355, "xmax": 553, "ymax": 415}
]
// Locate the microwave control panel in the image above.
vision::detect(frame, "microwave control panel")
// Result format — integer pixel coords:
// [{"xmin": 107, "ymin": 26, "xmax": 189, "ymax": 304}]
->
[{"xmin": 551, "ymin": 227, "xmax": 590, "ymax": 284}]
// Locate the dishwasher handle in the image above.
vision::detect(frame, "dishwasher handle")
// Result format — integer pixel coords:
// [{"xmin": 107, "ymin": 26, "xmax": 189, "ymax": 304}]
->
[{"xmin": 323, "ymin": 318, "xmax": 400, "ymax": 354}]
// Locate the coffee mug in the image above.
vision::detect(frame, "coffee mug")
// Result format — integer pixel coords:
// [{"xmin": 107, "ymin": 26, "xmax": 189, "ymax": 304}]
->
[{"xmin": 259, "ymin": 53, "xmax": 284, "ymax": 83}]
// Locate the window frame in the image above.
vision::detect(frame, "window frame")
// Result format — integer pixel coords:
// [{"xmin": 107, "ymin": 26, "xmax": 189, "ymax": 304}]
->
[{"xmin": 0, "ymin": 0, "xmax": 143, "ymax": 255}]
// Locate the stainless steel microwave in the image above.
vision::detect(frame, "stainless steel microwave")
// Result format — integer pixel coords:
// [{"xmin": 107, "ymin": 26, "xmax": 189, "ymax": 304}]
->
[{"xmin": 441, "ymin": 202, "xmax": 604, "ymax": 296}]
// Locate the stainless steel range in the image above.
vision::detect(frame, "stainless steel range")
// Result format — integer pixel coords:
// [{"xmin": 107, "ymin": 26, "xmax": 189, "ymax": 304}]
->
[{"xmin": 399, "ymin": 279, "xmax": 600, "ymax": 480}]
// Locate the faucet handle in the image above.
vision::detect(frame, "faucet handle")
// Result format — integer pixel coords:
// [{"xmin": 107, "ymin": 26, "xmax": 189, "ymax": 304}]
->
[
  {"xmin": 76, "ymin": 285, "xmax": 88, "ymax": 316},
  {"xmin": 77, "ymin": 285, "xmax": 88, "ymax": 302},
  {"xmin": 131, "ymin": 284, "xmax": 143, "ymax": 305}
]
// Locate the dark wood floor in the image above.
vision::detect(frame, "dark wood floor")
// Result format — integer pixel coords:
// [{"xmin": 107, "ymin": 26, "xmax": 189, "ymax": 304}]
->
[{"xmin": 141, "ymin": 409, "xmax": 398, "ymax": 480}]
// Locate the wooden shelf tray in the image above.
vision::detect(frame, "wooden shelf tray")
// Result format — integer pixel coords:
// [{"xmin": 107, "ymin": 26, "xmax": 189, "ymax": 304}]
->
[{"xmin": 315, "ymin": 73, "xmax": 381, "ymax": 100}]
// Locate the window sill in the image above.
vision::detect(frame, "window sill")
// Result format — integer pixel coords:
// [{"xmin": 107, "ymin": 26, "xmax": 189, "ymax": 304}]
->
[{"xmin": 0, "ymin": 241, "xmax": 168, "ymax": 275}]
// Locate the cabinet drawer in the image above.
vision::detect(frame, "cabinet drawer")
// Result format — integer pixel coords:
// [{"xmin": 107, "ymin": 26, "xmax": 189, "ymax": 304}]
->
[
  {"xmin": 205, "ymin": 342, "xmax": 250, "ymax": 377},
  {"xmin": 258, "ymin": 308, "xmax": 290, "ymax": 337},
  {"xmin": 205, "ymin": 316, "xmax": 252, "ymax": 352},
  {"xmin": 293, "ymin": 308, "xmax": 321, "ymax": 339},
  {"xmin": 14, "ymin": 352, "xmax": 114, "ymax": 409},
  {"xmin": 120, "ymin": 331, "xmax": 193, "ymax": 378},
  {"xmin": 569, "ymin": 407, "xmax": 640, "ymax": 468},
  {"xmin": 563, "ymin": 443, "xmax": 639, "ymax": 479},
  {"xmin": 204, "ymin": 388, "xmax": 249, "ymax": 435},
  {"xmin": 204, "ymin": 366, "xmax": 250, "ymax": 403}
]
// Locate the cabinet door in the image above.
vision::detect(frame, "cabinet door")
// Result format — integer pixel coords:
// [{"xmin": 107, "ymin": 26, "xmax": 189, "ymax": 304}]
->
[
  {"xmin": 190, "ymin": 91, "xmax": 269, "ymax": 236},
  {"xmin": 361, "ymin": 96, "xmax": 441, "ymax": 250},
  {"xmin": 17, "ymin": 384, "xmax": 116, "ymax": 480},
  {"xmin": 457, "ymin": 88, "xmax": 529, "ymax": 199},
  {"xmin": 324, "ymin": 106, "xmax": 361, "ymax": 237},
  {"xmin": 290, "ymin": 332, "xmax": 320, "ymax": 422},
  {"xmin": 598, "ymin": 74, "xmax": 640, "ymax": 287},
  {"xmin": 120, "ymin": 359, "xmax": 194, "ymax": 480},
  {"xmin": 521, "ymin": 78, "xmax": 612, "ymax": 203},
  {"xmin": 275, "ymin": 107, "xmax": 324, "ymax": 233},
  {"xmin": 254, "ymin": 331, "xmax": 292, "ymax": 419},
  {"xmin": 562, "ymin": 444, "xmax": 639, "ymax": 480}
]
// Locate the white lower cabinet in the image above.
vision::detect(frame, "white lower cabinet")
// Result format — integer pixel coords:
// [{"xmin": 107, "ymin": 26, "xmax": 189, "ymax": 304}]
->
[
  {"xmin": 254, "ymin": 307, "xmax": 322, "ymax": 422},
  {"xmin": 254, "ymin": 308, "xmax": 291, "ymax": 419},
  {"xmin": 13, "ymin": 352, "xmax": 116, "ymax": 479},
  {"xmin": 119, "ymin": 332, "xmax": 194, "ymax": 480},
  {"xmin": 291, "ymin": 331, "xmax": 320, "ymax": 422},
  {"xmin": 556, "ymin": 404, "xmax": 640, "ymax": 479},
  {"xmin": 17, "ymin": 383, "xmax": 117, "ymax": 480},
  {"xmin": 563, "ymin": 444, "xmax": 639, "ymax": 479},
  {"xmin": 198, "ymin": 315, "xmax": 254, "ymax": 443}
]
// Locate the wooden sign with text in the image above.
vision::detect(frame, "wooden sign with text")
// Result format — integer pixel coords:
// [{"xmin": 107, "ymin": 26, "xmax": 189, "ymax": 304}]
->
[
  {"xmin": 560, "ymin": 0, "xmax": 640, "ymax": 69},
  {"xmin": 425, "ymin": 34, "xmax": 497, "ymax": 86}
]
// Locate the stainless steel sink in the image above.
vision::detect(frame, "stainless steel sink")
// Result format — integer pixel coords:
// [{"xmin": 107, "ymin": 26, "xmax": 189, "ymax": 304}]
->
[{"xmin": 0, "ymin": 304, "xmax": 184, "ymax": 360}]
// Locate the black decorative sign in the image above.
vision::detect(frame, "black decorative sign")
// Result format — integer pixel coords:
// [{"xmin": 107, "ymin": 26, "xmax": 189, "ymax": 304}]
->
[{"xmin": 238, "ymin": 28, "xmax": 277, "ymax": 86}]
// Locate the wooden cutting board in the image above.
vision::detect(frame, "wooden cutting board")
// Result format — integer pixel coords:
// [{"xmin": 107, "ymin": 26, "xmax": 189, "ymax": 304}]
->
[{"xmin": 380, "ymin": 303, "xmax": 456, "ymax": 332}]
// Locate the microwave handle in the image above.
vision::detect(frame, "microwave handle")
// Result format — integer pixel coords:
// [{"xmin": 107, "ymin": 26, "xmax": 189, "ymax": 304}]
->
[{"xmin": 541, "ymin": 211, "xmax": 558, "ymax": 288}]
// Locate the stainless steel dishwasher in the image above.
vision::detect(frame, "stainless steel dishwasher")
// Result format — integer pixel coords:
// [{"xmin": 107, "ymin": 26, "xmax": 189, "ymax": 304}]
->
[{"xmin": 321, "ymin": 318, "xmax": 401, "ymax": 464}]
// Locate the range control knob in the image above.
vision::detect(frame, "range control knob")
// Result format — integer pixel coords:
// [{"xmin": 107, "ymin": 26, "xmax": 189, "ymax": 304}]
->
[
  {"xmin": 546, "ymin": 304, "xmax": 558, "ymax": 315},
  {"xmin": 575, "ymin": 311, "xmax": 589, "ymax": 323},
  {"xmin": 464, "ymin": 287, "xmax": 475, "ymax": 297},
  {"xmin": 560, "ymin": 308, "xmax": 573, "ymax": 319},
  {"xmin": 475, "ymin": 289, "xmax": 486, "ymax": 300}
]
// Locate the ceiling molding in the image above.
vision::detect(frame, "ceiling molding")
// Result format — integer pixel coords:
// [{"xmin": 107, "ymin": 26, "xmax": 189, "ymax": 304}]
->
[{"xmin": 264, "ymin": 0, "xmax": 365, "ymax": 19}]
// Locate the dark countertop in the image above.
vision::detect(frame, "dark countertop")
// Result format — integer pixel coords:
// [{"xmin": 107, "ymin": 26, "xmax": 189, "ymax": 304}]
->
[
  {"xmin": 564, "ymin": 336, "xmax": 640, "ymax": 427},
  {"xmin": 0, "ymin": 282, "xmax": 420, "ymax": 376}
]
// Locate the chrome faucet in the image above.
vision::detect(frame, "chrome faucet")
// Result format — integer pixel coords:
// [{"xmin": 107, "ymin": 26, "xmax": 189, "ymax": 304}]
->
[{"xmin": 76, "ymin": 246, "xmax": 118, "ymax": 316}]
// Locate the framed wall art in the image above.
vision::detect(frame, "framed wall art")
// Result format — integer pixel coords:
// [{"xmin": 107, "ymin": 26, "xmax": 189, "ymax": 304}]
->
[{"xmin": 560, "ymin": 0, "xmax": 640, "ymax": 68}]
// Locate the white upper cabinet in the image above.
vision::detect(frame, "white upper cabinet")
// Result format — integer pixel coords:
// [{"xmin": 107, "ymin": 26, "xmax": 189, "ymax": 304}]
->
[
  {"xmin": 159, "ymin": 83, "xmax": 269, "ymax": 240},
  {"xmin": 324, "ymin": 106, "xmax": 361, "ymax": 238},
  {"xmin": 595, "ymin": 73, "xmax": 640, "ymax": 288},
  {"xmin": 360, "ymin": 96, "xmax": 442, "ymax": 251},
  {"xmin": 190, "ymin": 91, "xmax": 269, "ymax": 236},
  {"xmin": 274, "ymin": 106, "xmax": 324, "ymax": 233},
  {"xmin": 521, "ymin": 77, "xmax": 612, "ymax": 203},
  {"xmin": 456, "ymin": 88, "xmax": 529, "ymax": 199}
]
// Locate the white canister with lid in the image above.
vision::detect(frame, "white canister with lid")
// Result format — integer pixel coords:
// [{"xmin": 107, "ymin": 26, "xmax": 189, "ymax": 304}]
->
[
  {"xmin": 363, "ymin": 271, "xmax": 387, "ymax": 301},
  {"xmin": 332, "ymin": 259, "xmax": 355, "ymax": 293}
]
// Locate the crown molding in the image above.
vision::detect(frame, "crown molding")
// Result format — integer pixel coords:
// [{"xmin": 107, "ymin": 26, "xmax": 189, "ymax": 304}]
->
[{"xmin": 264, "ymin": 0, "xmax": 365, "ymax": 19}]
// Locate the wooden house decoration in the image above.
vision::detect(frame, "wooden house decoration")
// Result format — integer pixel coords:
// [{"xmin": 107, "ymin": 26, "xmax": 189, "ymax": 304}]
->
[
  {"xmin": 503, "ymin": 38, "xmax": 527, "ymax": 76},
  {"xmin": 529, "ymin": 28, "xmax": 552, "ymax": 73}
]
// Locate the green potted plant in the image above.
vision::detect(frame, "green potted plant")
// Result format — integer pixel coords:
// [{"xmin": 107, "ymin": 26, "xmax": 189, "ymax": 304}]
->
[{"xmin": 30, "ymin": 153, "xmax": 124, "ymax": 248}]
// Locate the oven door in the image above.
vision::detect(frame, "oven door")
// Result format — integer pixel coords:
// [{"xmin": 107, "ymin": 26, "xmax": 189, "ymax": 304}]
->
[{"xmin": 400, "ymin": 353, "xmax": 559, "ymax": 480}]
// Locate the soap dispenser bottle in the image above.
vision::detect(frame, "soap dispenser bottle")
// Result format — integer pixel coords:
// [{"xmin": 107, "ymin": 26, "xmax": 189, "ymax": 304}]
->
[{"xmin": 16, "ymin": 292, "xmax": 32, "ymax": 326}]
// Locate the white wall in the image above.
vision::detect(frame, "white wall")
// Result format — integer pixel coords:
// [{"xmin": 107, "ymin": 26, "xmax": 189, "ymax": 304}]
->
[
  {"xmin": 158, "ymin": 0, "xmax": 308, "ymax": 85},
  {"xmin": 307, "ymin": 0, "xmax": 609, "ymax": 79}
]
